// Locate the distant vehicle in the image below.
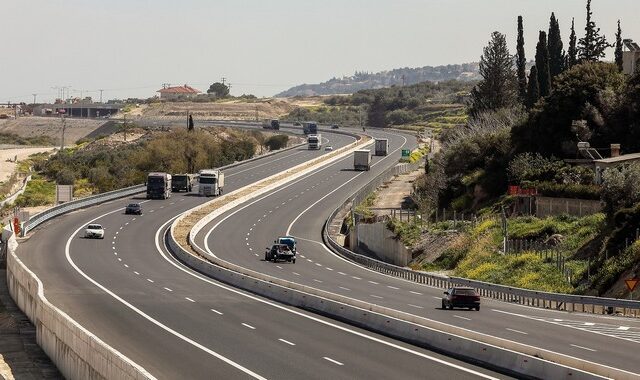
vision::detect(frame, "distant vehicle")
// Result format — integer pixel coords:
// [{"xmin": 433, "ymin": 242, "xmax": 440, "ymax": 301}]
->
[
  {"xmin": 442, "ymin": 287, "xmax": 480, "ymax": 311},
  {"xmin": 198, "ymin": 169, "xmax": 224, "ymax": 196},
  {"xmin": 374, "ymin": 138, "xmax": 389, "ymax": 156},
  {"xmin": 84, "ymin": 224, "xmax": 105, "ymax": 239},
  {"xmin": 265, "ymin": 243, "xmax": 296, "ymax": 263},
  {"xmin": 353, "ymin": 149, "xmax": 371, "ymax": 171},
  {"xmin": 146, "ymin": 172, "xmax": 172, "ymax": 200},
  {"xmin": 275, "ymin": 236, "xmax": 297, "ymax": 253},
  {"xmin": 293, "ymin": 121, "xmax": 302, "ymax": 126},
  {"xmin": 331, "ymin": 124, "xmax": 339, "ymax": 129},
  {"xmin": 125, "ymin": 203, "xmax": 142, "ymax": 215},
  {"xmin": 302, "ymin": 121, "xmax": 318, "ymax": 135},
  {"xmin": 325, "ymin": 145, "xmax": 333, "ymax": 151},
  {"xmin": 307, "ymin": 133, "xmax": 322, "ymax": 150},
  {"xmin": 261, "ymin": 119, "xmax": 280, "ymax": 130},
  {"xmin": 172, "ymin": 173, "xmax": 195, "ymax": 192}
]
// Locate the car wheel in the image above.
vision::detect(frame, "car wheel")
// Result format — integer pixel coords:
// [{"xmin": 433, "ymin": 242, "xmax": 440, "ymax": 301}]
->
[
  {"xmin": 441, "ymin": 300, "xmax": 446, "ymax": 309},
  {"xmin": 448, "ymin": 304, "xmax": 454, "ymax": 310},
  {"xmin": 265, "ymin": 254, "xmax": 269, "ymax": 261},
  {"xmin": 475, "ymin": 305, "xmax": 480, "ymax": 311}
]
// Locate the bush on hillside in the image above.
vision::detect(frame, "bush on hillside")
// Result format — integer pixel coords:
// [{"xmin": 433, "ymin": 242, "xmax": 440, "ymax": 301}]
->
[{"xmin": 264, "ymin": 135, "xmax": 289, "ymax": 151}]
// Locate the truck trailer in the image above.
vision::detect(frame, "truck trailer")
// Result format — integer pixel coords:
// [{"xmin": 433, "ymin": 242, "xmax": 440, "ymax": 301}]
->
[
  {"xmin": 353, "ymin": 149, "xmax": 371, "ymax": 171},
  {"xmin": 147, "ymin": 172, "xmax": 172, "ymax": 199},
  {"xmin": 302, "ymin": 121, "xmax": 318, "ymax": 135},
  {"xmin": 172, "ymin": 173, "xmax": 195, "ymax": 192},
  {"xmin": 198, "ymin": 169, "xmax": 225, "ymax": 196},
  {"xmin": 374, "ymin": 138, "xmax": 389, "ymax": 156},
  {"xmin": 307, "ymin": 134, "xmax": 322, "ymax": 150}
]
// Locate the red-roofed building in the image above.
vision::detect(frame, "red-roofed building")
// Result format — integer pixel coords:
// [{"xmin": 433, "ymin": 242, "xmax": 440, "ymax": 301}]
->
[{"xmin": 157, "ymin": 84, "xmax": 201, "ymax": 100}]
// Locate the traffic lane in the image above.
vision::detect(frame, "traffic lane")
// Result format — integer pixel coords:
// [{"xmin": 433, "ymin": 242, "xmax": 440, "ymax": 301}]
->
[
  {"xmin": 64, "ymin": 210, "xmax": 508, "ymax": 380},
  {"xmin": 200, "ymin": 148, "xmax": 640, "ymax": 371}
]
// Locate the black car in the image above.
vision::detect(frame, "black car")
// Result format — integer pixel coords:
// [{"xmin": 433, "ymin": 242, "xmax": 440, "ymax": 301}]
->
[
  {"xmin": 442, "ymin": 287, "xmax": 480, "ymax": 311},
  {"xmin": 265, "ymin": 243, "xmax": 296, "ymax": 263},
  {"xmin": 331, "ymin": 124, "xmax": 339, "ymax": 129},
  {"xmin": 125, "ymin": 203, "xmax": 142, "ymax": 215}
]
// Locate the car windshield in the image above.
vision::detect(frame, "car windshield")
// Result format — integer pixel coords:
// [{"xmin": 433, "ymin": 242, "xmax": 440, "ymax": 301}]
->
[
  {"xmin": 455, "ymin": 289, "xmax": 477, "ymax": 296},
  {"xmin": 87, "ymin": 225, "xmax": 102, "ymax": 230},
  {"xmin": 128, "ymin": 204, "xmax": 139, "ymax": 207}
]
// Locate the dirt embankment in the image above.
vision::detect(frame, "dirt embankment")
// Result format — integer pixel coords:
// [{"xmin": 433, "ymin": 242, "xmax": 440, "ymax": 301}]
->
[
  {"xmin": 0, "ymin": 117, "xmax": 107, "ymax": 145},
  {"xmin": 139, "ymin": 97, "xmax": 325, "ymax": 120}
]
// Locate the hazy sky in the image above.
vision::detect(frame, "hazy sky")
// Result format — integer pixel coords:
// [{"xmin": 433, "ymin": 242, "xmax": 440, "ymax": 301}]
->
[{"xmin": 2, "ymin": 0, "xmax": 639, "ymax": 102}]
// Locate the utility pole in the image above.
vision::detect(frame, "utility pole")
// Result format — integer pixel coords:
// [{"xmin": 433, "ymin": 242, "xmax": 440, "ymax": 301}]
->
[
  {"xmin": 401, "ymin": 74, "xmax": 406, "ymax": 87},
  {"xmin": 221, "ymin": 77, "xmax": 226, "ymax": 85},
  {"xmin": 227, "ymin": 83, "xmax": 232, "ymax": 95},
  {"xmin": 99, "ymin": 89, "xmax": 104, "ymax": 103},
  {"xmin": 123, "ymin": 114, "xmax": 127, "ymax": 142},
  {"xmin": 32, "ymin": 94, "xmax": 37, "ymax": 104},
  {"xmin": 60, "ymin": 115, "xmax": 66, "ymax": 150}
]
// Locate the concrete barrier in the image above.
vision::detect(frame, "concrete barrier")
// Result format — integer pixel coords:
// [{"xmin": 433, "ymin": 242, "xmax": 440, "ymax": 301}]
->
[{"xmin": 4, "ymin": 227, "xmax": 154, "ymax": 380}]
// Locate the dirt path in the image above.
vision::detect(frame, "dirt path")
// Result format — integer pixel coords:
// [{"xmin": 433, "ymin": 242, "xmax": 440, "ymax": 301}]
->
[{"xmin": 0, "ymin": 147, "xmax": 55, "ymax": 183}]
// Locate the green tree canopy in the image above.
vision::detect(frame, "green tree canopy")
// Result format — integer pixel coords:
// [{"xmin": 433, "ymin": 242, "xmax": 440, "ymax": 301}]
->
[
  {"xmin": 512, "ymin": 62, "xmax": 625, "ymax": 157},
  {"xmin": 516, "ymin": 16, "xmax": 528, "ymax": 103},
  {"xmin": 567, "ymin": 18, "xmax": 578, "ymax": 68},
  {"xmin": 367, "ymin": 94, "xmax": 387, "ymax": 128},
  {"xmin": 469, "ymin": 31, "xmax": 518, "ymax": 116},
  {"xmin": 526, "ymin": 65, "xmax": 540, "ymax": 109},
  {"xmin": 535, "ymin": 31, "xmax": 552, "ymax": 97},
  {"xmin": 615, "ymin": 20, "xmax": 624, "ymax": 72},
  {"xmin": 207, "ymin": 82, "xmax": 230, "ymax": 97},
  {"xmin": 548, "ymin": 13, "xmax": 565, "ymax": 82},
  {"xmin": 578, "ymin": 0, "xmax": 609, "ymax": 62}
]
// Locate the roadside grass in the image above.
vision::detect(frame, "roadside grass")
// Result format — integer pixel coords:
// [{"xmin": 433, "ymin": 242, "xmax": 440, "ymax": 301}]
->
[
  {"xmin": 15, "ymin": 174, "xmax": 55, "ymax": 207},
  {"xmin": 422, "ymin": 214, "xmax": 604, "ymax": 293},
  {"xmin": 354, "ymin": 193, "xmax": 376, "ymax": 219},
  {"xmin": 387, "ymin": 219, "xmax": 423, "ymax": 246}
]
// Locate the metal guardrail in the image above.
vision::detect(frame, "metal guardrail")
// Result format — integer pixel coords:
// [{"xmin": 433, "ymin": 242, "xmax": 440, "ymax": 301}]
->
[
  {"xmin": 22, "ymin": 184, "xmax": 146, "ymax": 236},
  {"xmin": 323, "ymin": 160, "xmax": 640, "ymax": 317}
]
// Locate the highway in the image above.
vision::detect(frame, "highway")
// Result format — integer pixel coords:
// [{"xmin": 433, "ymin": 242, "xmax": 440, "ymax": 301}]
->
[
  {"xmin": 17, "ymin": 128, "xmax": 509, "ymax": 379},
  {"xmin": 196, "ymin": 127, "xmax": 640, "ymax": 376}
]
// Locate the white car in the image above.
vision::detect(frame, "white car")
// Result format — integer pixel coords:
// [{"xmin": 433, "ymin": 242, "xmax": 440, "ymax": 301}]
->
[
  {"xmin": 325, "ymin": 145, "xmax": 333, "ymax": 151},
  {"xmin": 84, "ymin": 224, "xmax": 105, "ymax": 239}
]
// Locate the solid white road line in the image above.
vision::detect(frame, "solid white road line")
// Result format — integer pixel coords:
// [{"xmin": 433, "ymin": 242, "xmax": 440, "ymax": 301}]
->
[{"xmin": 66, "ymin": 211, "xmax": 267, "ymax": 380}]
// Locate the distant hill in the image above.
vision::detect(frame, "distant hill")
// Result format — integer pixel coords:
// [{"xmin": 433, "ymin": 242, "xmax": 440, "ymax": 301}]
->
[{"xmin": 275, "ymin": 63, "xmax": 481, "ymax": 97}]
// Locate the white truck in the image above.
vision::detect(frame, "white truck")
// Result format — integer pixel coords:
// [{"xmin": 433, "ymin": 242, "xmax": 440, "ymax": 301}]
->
[
  {"xmin": 374, "ymin": 138, "xmax": 389, "ymax": 156},
  {"xmin": 353, "ymin": 149, "xmax": 371, "ymax": 171},
  {"xmin": 198, "ymin": 169, "xmax": 225, "ymax": 196},
  {"xmin": 307, "ymin": 134, "xmax": 322, "ymax": 150}
]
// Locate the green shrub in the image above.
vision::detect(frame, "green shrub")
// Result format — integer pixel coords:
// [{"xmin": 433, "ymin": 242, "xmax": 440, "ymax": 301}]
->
[
  {"xmin": 264, "ymin": 135, "xmax": 289, "ymax": 151},
  {"xmin": 15, "ymin": 176, "xmax": 55, "ymax": 207}
]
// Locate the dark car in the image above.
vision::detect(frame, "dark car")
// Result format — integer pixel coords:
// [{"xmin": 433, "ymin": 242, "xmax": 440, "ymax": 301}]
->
[
  {"xmin": 265, "ymin": 243, "xmax": 296, "ymax": 263},
  {"xmin": 442, "ymin": 287, "xmax": 480, "ymax": 311},
  {"xmin": 331, "ymin": 124, "xmax": 339, "ymax": 129},
  {"xmin": 125, "ymin": 203, "xmax": 142, "ymax": 215}
]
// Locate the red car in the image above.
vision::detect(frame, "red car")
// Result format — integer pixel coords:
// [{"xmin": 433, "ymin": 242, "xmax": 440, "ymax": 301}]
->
[{"xmin": 442, "ymin": 287, "xmax": 480, "ymax": 311}]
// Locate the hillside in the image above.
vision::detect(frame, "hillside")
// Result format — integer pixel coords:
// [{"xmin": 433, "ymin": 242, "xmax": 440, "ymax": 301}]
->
[{"xmin": 275, "ymin": 63, "xmax": 481, "ymax": 97}]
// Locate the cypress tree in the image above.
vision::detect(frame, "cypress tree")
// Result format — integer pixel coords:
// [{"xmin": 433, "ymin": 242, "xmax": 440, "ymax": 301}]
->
[
  {"xmin": 535, "ymin": 31, "xmax": 552, "ymax": 97},
  {"xmin": 516, "ymin": 16, "xmax": 528, "ymax": 103},
  {"xmin": 526, "ymin": 65, "xmax": 540, "ymax": 109},
  {"xmin": 567, "ymin": 18, "xmax": 578, "ymax": 68},
  {"xmin": 367, "ymin": 95, "xmax": 387, "ymax": 128},
  {"xmin": 548, "ymin": 13, "xmax": 565, "ymax": 81},
  {"xmin": 615, "ymin": 20, "xmax": 624, "ymax": 72},
  {"xmin": 578, "ymin": 0, "xmax": 609, "ymax": 62},
  {"xmin": 469, "ymin": 31, "xmax": 518, "ymax": 116}
]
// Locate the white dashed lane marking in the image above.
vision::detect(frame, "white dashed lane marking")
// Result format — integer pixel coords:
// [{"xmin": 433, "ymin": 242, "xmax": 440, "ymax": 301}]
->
[
  {"xmin": 338, "ymin": 272, "xmax": 347, "ymax": 276},
  {"xmin": 339, "ymin": 286, "xmax": 351, "ymax": 291},
  {"xmin": 387, "ymin": 286, "xmax": 399, "ymax": 290},
  {"xmin": 292, "ymin": 272, "xmax": 300, "ymax": 276},
  {"xmin": 368, "ymin": 281, "xmax": 379, "ymax": 285},
  {"xmin": 453, "ymin": 315, "xmax": 471, "ymax": 321},
  {"xmin": 164, "ymin": 287, "xmax": 173, "ymax": 292},
  {"xmin": 408, "ymin": 304, "xmax": 424, "ymax": 309},
  {"xmin": 323, "ymin": 357, "xmax": 344, "ymax": 366},
  {"xmin": 352, "ymin": 276, "xmax": 362, "ymax": 280},
  {"xmin": 124, "ymin": 264, "xmax": 129, "ymax": 268},
  {"xmin": 506, "ymin": 328, "xmax": 528, "ymax": 335},
  {"xmin": 185, "ymin": 297, "xmax": 196, "ymax": 303},
  {"xmin": 134, "ymin": 271, "xmax": 140, "ymax": 275},
  {"xmin": 211, "ymin": 309, "xmax": 223, "ymax": 315},
  {"xmin": 410, "ymin": 291, "xmax": 423, "ymax": 295},
  {"xmin": 147, "ymin": 279, "xmax": 154, "ymax": 283},
  {"xmin": 370, "ymin": 295, "xmax": 383, "ymax": 299},
  {"xmin": 570, "ymin": 344, "xmax": 597, "ymax": 352},
  {"xmin": 242, "ymin": 323, "xmax": 256, "ymax": 330},
  {"xmin": 279, "ymin": 339, "xmax": 295, "ymax": 346},
  {"xmin": 313, "ymin": 279, "xmax": 323, "ymax": 283}
]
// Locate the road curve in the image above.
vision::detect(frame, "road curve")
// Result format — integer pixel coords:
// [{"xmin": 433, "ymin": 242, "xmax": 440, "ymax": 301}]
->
[{"xmin": 17, "ymin": 128, "xmax": 508, "ymax": 379}]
